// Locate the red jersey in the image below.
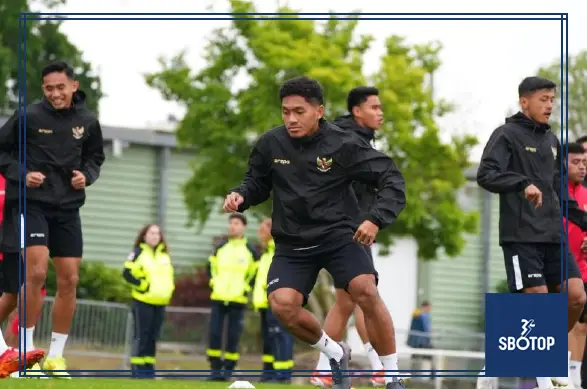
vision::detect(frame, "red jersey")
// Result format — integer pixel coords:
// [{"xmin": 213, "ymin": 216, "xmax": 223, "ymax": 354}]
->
[
  {"xmin": 0, "ymin": 174, "xmax": 5, "ymax": 261},
  {"xmin": 566, "ymin": 181, "xmax": 587, "ymax": 281}
]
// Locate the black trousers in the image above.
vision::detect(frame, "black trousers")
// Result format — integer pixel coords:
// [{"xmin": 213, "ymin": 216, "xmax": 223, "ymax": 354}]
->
[
  {"xmin": 131, "ymin": 299, "xmax": 165, "ymax": 378},
  {"xmin": 207, "ymin": 301, "xmax": 245, "ymax": 378},
  {"xmin": 260, "ymin": 308, "xmax": 295, "ymax": 382}
]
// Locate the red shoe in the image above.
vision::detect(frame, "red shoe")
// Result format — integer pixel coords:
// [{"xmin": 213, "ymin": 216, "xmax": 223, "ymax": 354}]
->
[
  {"xmin": 310, "ymin": 371, "xmax": 333, "ymax": 387},
  {"xmin": 0, "ymin": 348, "xmax": 45, "ymax": 378},
  {"xmin": 370, "ymin": 369, "xmax": 386, "ymax": 387}
]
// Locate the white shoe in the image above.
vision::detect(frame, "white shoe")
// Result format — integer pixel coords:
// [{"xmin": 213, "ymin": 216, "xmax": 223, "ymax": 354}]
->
[
  {"xmin": 476, "ymin": 376, "xmax": 499, "ymax": 389},
  {"xmin": 552, "ymin": 376, "xmax": 575, "ymax": 388}
]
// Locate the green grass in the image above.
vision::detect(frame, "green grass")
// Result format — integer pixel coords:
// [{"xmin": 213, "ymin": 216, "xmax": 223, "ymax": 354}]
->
[{"xmin": 2, "ymin": 378, "xmax": 418, "ymax": 388}]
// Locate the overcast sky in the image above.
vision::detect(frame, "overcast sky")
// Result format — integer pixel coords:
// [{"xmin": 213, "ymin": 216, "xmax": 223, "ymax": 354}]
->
[{"xmin": 47, "ymin": 0, "xmax": 584, "ymax": 161}]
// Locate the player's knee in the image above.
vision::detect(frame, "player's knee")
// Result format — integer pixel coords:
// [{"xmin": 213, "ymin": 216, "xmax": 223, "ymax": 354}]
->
[
  {"xmin": 27, "ymin": 265, "xmax": 47, "ymax": 287},
  {"xmin": 348, "ymin": 274, "xmax": 378, "ymax": 308},
  {"xmin": 568, "ymin": 280, "xmax": 587, "ymax": 308},
  {"xmin": 57, "ymin": 273, "xmax": 79, "ymax": 293},
  {"xmin": 268, "ymin": 289, "xmax": 302, "ymax": 327}
]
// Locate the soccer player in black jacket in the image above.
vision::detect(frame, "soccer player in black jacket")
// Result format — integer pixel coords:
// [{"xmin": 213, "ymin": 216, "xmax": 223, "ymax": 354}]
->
[
  {"xmin": 0, "ymin": 61, "xmax": 105, "ymax": 377},
  {"xmin": 223, "ymin": 77, "xmax": 407, "ymax": 389},
  {"xmin": 476, "ymin": 76, "xmax": 587, "ymax": 389},
  {"xmin": 310, "ymin": 86, "xmax": 389, "ymax": 388}
]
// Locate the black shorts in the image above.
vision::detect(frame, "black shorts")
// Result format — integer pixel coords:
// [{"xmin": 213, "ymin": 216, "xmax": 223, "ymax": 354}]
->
[
  {"xmin": 25, "ymin": 202, "xmax": 83, "ymax": 258},
  {"xmin": 0, "ymin": 252, "xmax": 24, "ymax": 294},
  {"xmin": 0, "ymin": 201, "xmax": 21, "ymax": 254},
  {"xmin": 266, "ymin": 240, "xmax": 378, "ymax": 305},
  {"xmin": 502, "ymin": 242, "xmax": 581, "ymax": 292}
]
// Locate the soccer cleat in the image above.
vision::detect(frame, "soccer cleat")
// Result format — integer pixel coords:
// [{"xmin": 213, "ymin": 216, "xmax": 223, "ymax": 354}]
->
[
  {"xmin": 10, "ymin": 363, "xmax": 50, "ymax": 379},
  {"xmin": 370, "ymin": 369, "xmax": 386, "ymax": 387},
  {"xmin": 385, "ymin": 380, "xmax": 406, "ymax": 389},
  {"xmin": 0, "ymin": 348, "xmax": 45, "ymax": 378},
  {"xmin": 42, "ymin": 357, "xmax": 71, "ymax": 379},
  {"xmin": 552, "ymin": 376, "xmax": 575, "ymax": 388},
  {"xmin": 329, "ymin": 342, "xmax": 352, "ymax": 389},
  {"xmin": 310, "ymin": 371, "xmax": 333, "ymax": 387}
]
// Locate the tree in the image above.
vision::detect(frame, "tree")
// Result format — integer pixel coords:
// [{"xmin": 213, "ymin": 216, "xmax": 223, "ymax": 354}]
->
[
  {"xmin": 146, "ymin": 0, "xmax": 479, "ymax": 261},
  {"xmin": 538, "ymin": 50, "xmax": 587, "ymax": 141},
  {"xmin": 0, "ymin": 0, "xmax": 102, "ymax": 113}
]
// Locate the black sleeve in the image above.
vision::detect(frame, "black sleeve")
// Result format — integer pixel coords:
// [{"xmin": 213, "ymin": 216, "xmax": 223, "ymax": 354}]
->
[
  {"xmin": 477, "ymin": 127, "xmax": 531, "ymax": 193},
  {"xmin": 553, "ymin": 140, "xmax": 587, "ymax": 230},
  {"xmin": 230, "ymin": 136, "xmax": 272, "ymax": 212},
  {"xmin": 342, "ymin": 139, "xmax": 406, "ymax": 229},
  {"xmin": 0, "ymin": 110, "xmax": 23, "ymax": 182},
  {"xmin": 80, "ymin": 119, "xmax": 105, "ymax": 186},
  {"xmin": 122, "ymin": 247, "xmax": 144, "ymax": 286}
]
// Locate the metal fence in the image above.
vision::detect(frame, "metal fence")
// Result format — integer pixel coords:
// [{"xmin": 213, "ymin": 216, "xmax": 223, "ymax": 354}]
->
[{"xmin": 19, "ymin": 296, "xmax": 517, "ymax": 387}]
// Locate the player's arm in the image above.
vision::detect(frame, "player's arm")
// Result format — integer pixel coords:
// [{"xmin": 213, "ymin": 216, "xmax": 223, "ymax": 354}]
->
[
  {"xmin": 0, "ymin": 110, "xmax": 23, "ymax": 182},
  {"xmin": 476, "ymin": 127, "xmax": 531, "ymax": 193},
  {"xmin": 230, "ymin": 136, "xmax": 273, "ymax": 212},
  {"xmin": 553, "ymin": 141, "xmax": 587, "ymax": 230},
  {"xmin": 245, "ymin": 243, "xmax": 261, "ymax": 289},
  {"xmin": 122, "ymin": 247, "xmax": 149, "ymax": 292},
  {"xmin": 80, "ymin": 119, "xmax": 106, "ymax": 186},
  {"xmin": 343, "ymin": 139, "xmax": 406, "ymax": 230}
]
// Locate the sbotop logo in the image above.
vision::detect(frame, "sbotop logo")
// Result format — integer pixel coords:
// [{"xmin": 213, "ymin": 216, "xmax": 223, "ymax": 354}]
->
[{"xmin": 498, "ymin": 319, "xmax": 555, "ymax": 351}]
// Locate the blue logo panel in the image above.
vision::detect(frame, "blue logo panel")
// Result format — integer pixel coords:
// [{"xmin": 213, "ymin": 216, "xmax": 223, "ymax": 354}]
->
[{"xmin": 485, "ymin": 293, "xmax": 567, "ymax": 377}]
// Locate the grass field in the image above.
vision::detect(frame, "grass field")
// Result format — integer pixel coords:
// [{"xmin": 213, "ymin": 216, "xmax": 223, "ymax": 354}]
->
[{"xmin": 4, "ymin": 379, "xmax": 423, "ymax": 389}]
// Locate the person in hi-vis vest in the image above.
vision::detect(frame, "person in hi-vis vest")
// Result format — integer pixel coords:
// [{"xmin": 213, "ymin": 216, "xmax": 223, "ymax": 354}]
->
[
  {"xmin": 122, "ymin": 224, "xmax": 175, "ymax": 378},
  {"xmin": 252, "ymin": 218, "xmax": 295, "ymax": 383},
  {"xmin": 206, "ymin": 213, "xmax": 259, "ymax": 381}
]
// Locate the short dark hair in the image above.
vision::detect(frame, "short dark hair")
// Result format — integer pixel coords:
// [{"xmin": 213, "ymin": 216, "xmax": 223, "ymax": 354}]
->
[
  {"xmin": 279, "ymin": 76, "xmax": 324, "ymax": 105},
  {"xmin": 518, "ymin": 76, "xmax": 556, "ymax": 98},
  {"xmin": 41, "ymin": 61, "xmax": 75, "ymax": 81},
  {"xmin": 229, "ymin": 212, "xmax": 247, "ymax": 226},
  {"xmin": 347, "ymin": 86, "xmax": 379, "ymax": 114},
  {"xmin": 563, "ymin": 142, "xmax": 585, "ymax": 158},
  {"xmin": 421, "ymin": 301, "xmax": 430, "ymax": 307},
  {"xmin": 576, "ymin": 135, "xmax": 587, "ymax": 144}
]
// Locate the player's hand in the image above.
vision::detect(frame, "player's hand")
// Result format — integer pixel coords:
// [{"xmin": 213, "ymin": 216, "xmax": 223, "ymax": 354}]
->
[
  {"xmin": 26, "ymin": 172, "xmax": 45, "ymax": 188},
  {"xmin": 223, "ymin": 192, "xmax": 244, "ymax": 213},
  {"xmin": 524, "ymin": 184, "xmax": 542, "ymax": 208},
  {"xmin": 71, "ymin": 170, "xmax": 86, "ymax": 190},
  {"xmin": 353, "ymin": 220, "xmax": 379, "ymax": 247}
]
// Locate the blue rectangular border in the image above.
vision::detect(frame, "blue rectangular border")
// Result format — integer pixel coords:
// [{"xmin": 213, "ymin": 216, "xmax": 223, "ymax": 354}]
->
[{"xmin": 16, "ymin": 12, "xmax": 568, "ymax": 378}]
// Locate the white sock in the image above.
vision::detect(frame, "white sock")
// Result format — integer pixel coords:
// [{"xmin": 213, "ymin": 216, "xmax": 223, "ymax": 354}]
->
[
  {"xmin": 48, "ymin": 332, "xmax": 68, "ymax": 358},
  {"xmin": 536, "ymin": 377, "xmax": 552, "ymax": 388},
  {"xmin": 311, "ymin": 332, "xmax": 343, "ymax": 362},
  {"xmin": 20, "ymin": 327, "xmax": 35, "ymax": 352},
  {"xmin": 380, "ymin": 353, "xmax": 399, "ymax": 384},
  {"xmin": 316, "ymin": 352, "xmax": 331, "ymax": 372},
  {"xmin": 364, "ymin": 342, "xmax": 383, "ymax": 370},
  {"xmin": 570, "ymin": 360, "xmax": 582, "ymax": 386},
  {"xmin": 0, "ymin": 331, "xmax": 8, "ymax": 353}
]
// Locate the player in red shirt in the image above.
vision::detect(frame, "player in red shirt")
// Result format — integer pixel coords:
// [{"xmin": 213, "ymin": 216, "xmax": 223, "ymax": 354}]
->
[{"xmin": 563, "ymin": 142, "xmax": 587, "ymax": 388}]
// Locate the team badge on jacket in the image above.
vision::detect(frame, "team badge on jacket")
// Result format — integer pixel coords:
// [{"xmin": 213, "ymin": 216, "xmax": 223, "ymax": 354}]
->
[
  {"xmin": 316, "ymin": 157, "xmax": 333, "ymax": 172},
  {"xmin": 72, "ymin": 126, "xmax": 84, "ymax": 139}
]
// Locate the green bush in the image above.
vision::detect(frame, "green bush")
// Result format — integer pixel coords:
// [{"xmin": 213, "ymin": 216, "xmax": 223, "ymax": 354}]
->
[
  {"xmin": 45, "ymin": 260, "xmax": 131, "ymax": 303},
  {"xmin": 495, "ymin": 279, "xmax": 509, "ymax": 293}
]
